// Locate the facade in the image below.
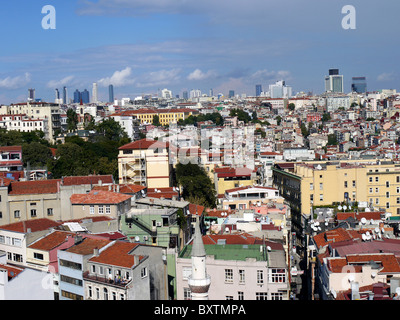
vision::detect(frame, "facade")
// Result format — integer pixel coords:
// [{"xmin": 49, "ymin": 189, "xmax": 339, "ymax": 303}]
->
[
  {"xmin": 351, "ymin": 77, "xmax": 367, "ymax": 94},
  {"xmin": 2, "ymin": 102, "xmax": 61, "ymax": 143},
  {"xmin": 325, "ymin": 69, "xmax": 344, "ymax": 93},
  {"xmin": 118, "ymin": 139, "xmax": 172, "ymax": 188},
  {"xmin": 0, "ymin": 146, "xmax": 23, "ymax": 177},
  {"xmin": 0, "ymin": 114, "xmax": 49, "ymax": 140},
  {"xmin": 176, "ymin": 240, "xmax": 289, "ymax": 300}
]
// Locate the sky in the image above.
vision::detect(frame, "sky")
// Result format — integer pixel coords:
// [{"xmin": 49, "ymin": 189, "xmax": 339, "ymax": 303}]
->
[{"xmin": 0, "ymin": 0, "xmax": 399, "ymax": 104}]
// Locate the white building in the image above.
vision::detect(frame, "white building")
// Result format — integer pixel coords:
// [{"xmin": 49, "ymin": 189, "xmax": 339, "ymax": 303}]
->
[{"xmin": 92, "ymin": 83, "xmax": 98, "ymax": 103}]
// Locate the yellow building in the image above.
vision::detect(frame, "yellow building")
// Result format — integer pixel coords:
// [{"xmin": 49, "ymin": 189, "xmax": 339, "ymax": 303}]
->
[
  {"xmin": 273, "ymin": 160, "xmax": 400, "ymax": 254},
  {"xmin": 214, "ymin": 166, "xmax": 259, "ymax": 196},
  {"xmin": 120, "ymin": 108, "xmax": 197, "ymax": 126},
  {"xmin": 118, "ymin": 139, "xmax": 172, "ymax": 188}
]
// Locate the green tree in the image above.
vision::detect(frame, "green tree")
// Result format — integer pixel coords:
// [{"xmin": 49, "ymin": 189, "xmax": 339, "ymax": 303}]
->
[
  {"xmin": 175, "ymin": 163, "xmax": 216, "ymax": 208},
  {"xmin": 152, "ymin": 115, "xmax": 161, "ymax": 126},
  {"xmin": 22, "ymin": 142, "xmax": 52, "ymax": 168},
  {"xmin": 327, "ymin": 134, "xmax": 338, "ymax": 145},
  {"xmin": 288, "ymin": 103, "xmax": 295, "ymax": 111},
  {"xmin": 66, "ymin": 108, "xmax": 78, "ymax": 131},
  {"xmin": 95, "ymin": 118, "xmax": 128, "ymax": 142}
]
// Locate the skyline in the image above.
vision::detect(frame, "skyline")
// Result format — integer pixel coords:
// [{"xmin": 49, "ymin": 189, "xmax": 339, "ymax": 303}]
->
[{"xmin": 0, "ymin": 0, "xmax": 399, "ymax": 103}]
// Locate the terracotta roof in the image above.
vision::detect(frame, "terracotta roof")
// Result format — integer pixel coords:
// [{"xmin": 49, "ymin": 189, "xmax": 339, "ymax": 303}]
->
[
  {"xmin": 119, "ymin": 138, "xmax": 168, "ymax": 150},
  {"xmin": 93, "ymin": 184, "xmax": 146, "ymax": 194},
  {"xmin": 28, "ymin": 230, "xmax": 75, "ymax": 251},
  {"xmin": 313, "ymin": 227, "xmax": 362, "ymax": 249},
  {"xmin": 215, "ymin": 167, "xmax": 256, "ymax": 178},
  {"xmin": 336, "ymin": 211, "xmax": 385, "ymax": 222},
  {"xmin": 70, "ymin": 190, "xmax": 132, "ymax": 205},
  {"xmin": 89, "ymin": 241, "xmax": 144, "ymax": 268},
  {"xmin": 0, "ymin": 264, "xmax": 24, "ymax": 279},
  {"xmin": 189, "ymin": 203, "xmax": 205, "ymax": 216},
  {"xmin": 0, "ymin": 146, "xmax": 22, "ymax": 153},
  {"xmin": 9, "ymin": 179, "xmax": 61, "ymax": 195},
  {"xmin": 62, "ymin": 175, "xmax": 113, "ymax": 186},
  {"xmin": 224, "ymin": 185, "xmax": 277, "ymax": 194},
  {"xmin": 0, "ymin": 218, "xmax": 62, "ymax": 233},
  {"xmin": 66, "ymin": 237, "xmax": 111, "ymax": 255}
]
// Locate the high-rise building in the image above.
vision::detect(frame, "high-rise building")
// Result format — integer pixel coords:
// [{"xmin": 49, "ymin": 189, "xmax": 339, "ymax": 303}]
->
[
  {"xmin": 325, "ymin": 69, "xmax": 344, "ymax": 93},
  {"xmin": 269, "ymin": 80, "xmax": 292, "ymax": 98},
  {"xmin": 92, "ymin": 82, "xmax": 98, "ymax": 103},
  {"xmin": 81, "ymin": 89, "xmax": 90, "ymax": 104},
  {"xmin": 28, "ymin": 89, "xmax": 35, "ymax": 102},
  {"xmin": 351, "ymin": 77, "xmax": 367, "ymax": 93},
  {"xmin": 183, "ymin": 91, "xmax": 188, "ymax": 100},
  {"xmin": 63, "ymin": 87, "xmax": 68, "ymax": 104},
  {"xmin": 73, "ymin": 90, "xmax": 82, "ymax": 104},
  {"xmin": 109, "ymin": 84, "xmax": 114, "ymax": 103},
  {"xmin": 229, "ymin": 90, "xmax": 235, "ymax": 98},
  {"xmin": 256, "ymin": 84, "xmax": 262, "ymax": 97}
]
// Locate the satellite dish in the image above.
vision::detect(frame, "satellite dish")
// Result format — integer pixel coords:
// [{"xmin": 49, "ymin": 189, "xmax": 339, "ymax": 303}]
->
[
  {"xmin": 267, "ymin": 246, "xmax": 272, "ymax": 252},
  {"xmin": 365, "ymin": 231, "xmax": 370, "ymax": 237},
  {"xmin": 348, "ymin": 275, "xmax": 355, "ymax": 282},
  {"xmin": 135, "ymin": 236, "xmax": 140, "ymax": 242},
  {"xmin": 375, "ymin": 227, "xmax": 380, "ymax": 233},
  {"xmin": 338, "ymin": 205, "xmax": 343, "ymax": 210},
  {"xmin": 362, "ymin": 234, "xmax": 367, "ymax": 241},
  {"xmin": 343, "ymin": 205, "xmax": 347, "ymax": 210},
  {"xmin": 361, "ymin": 217, "xmax": 367, "ymax": 225}
]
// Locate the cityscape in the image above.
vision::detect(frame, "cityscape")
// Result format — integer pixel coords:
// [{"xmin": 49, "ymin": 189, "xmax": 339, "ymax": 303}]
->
[{"xmin": 0, "ymin": 1, "xmax": 400, "ymax": 305}]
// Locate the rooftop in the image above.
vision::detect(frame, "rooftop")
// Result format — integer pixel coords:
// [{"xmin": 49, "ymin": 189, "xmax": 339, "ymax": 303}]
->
[
  {"xmin": 62, "ymin": 175, "xmax": 114, "ymax": 186},
  {"xmin": 9, "ymin": 179, "xmax": 61, "ymax": 195},
  {"xmin": 0, "ymin": 218, "xmax": 62, "ymax": 233},
  {"xmin": 70, "ymin": 190, "xmax": 132, "ymax": 205},
  {"xmin": 118, "ymin": 138, "xmax": 168, "ymax": 151}
]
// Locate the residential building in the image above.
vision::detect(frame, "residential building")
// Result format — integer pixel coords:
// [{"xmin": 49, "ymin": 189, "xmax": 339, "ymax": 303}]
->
[
  {"xmin": 0, "ymin": 114, "xmax": 50, "ymax": 140},
  {"xmin": 176, "ymin": 235, "xmax": 289, "ymax": 300},
  {"xmin": 214, "ymin": 166, "xmax": 259, "ymax": 196},
  {"xmin": 118, "ymin": 138, "xmax": 172, "ymax": 188},
  {"xmin": 0, "ymin": 146, "xmax": 23, "ymax": 178}
]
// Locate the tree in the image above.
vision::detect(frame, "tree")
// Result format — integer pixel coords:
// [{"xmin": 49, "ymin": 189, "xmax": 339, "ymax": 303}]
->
[
  {"xmin": 95, "ymin": 118, "xmax": 128, "ymax": 142},
  {"xmin": 327, "ymin": 134, "xmax": 338, "ymax": 145},
  {"xmin": 22, "ymin": 142, "xmax": 52, "ymax": 168},
  {"xmin": 288, "ymin": 103, "xmax": 295, "ymax": 111},
  {"xmin": 175, "ymin": 163, "xmax": 216, "ymax": 208},
  {"xmin": 66, "ymin": 108, "xmax": 78, "ymax": 131},
  {"xmin": 152, "ymin": 115, "xmax": 161, "ymax": 126}
]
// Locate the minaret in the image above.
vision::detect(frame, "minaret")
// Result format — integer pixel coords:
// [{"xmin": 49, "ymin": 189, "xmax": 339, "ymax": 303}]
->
[{"xmin": 188, "ymin": 222, "xmax": 211, "ymax": 300}]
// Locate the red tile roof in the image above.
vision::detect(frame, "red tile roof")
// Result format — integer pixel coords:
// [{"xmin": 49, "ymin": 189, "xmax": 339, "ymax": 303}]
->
[
  {"xmin": 66, "ymin": 237, "xmax": 111, "ymax": 255},
  {"xmin": 313, "ymin": 228, "xmax": 362, "ymax": 249},
  {"xmin": 9, "ymin": 179, "xmax": 61, "ymax": 195},
  {"xmin": 119, "ymin": 138, "xmax": 169, "ymax": 150},
  {"xmin": 62, "ymin": 175, "xmax": 113, "ymax": 186},
  {"xmin": 0, "ymin": 146, "xmax": 22, "ymax": 153},
  {"xmin": 28, "ymin": 230, "xmax": 75, "ymax": 251},
  {"xmin": 189, "ymin": 203, "xmax": 205, "ymax": 216},
  {"xmin": 93, "ymin": 184, "xmax": 146, "ymax": 194},
  {"xmin": 336, "ymin": 211, "xmax": 385, "ymax": 222},
  {"xmin": 0, "ymin": 264, "xmax": 24, "ymax": 279},
  {"xmin": 70, "ymin": 190, "xmax": 132, "ymax": 205},
  {"xmin": 0, "ymin": 218, "xmax": 62, "ymax": 233},
  {"xmin": 89, "ymin": 241, "xmax": 144, "ymax": 268}
]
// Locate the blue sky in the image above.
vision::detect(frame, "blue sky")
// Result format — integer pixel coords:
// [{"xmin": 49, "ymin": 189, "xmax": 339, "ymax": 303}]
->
[{"xmin": 0, "ymin": 0, "xmax": 399, "ymax": 104}]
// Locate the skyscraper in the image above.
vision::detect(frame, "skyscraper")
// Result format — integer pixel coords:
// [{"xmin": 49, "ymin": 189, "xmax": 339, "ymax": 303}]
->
[
  {"xmin": 108, "ymin": 84, "xmax": 114, "ymax": 103},
  {"xmin": 92, "ymin": 82, "xmax": 98, "ymax": 103},
  {"xmin": 81, "ymin": 89, "xmax": 90, "ymax": 104},
  {"xmin": 256, "ymin": 84, "xmax": 262, "ymax": 97},
  {"xmin": 74, "ymin": 90, "xmax": 82, "ymax": 104},
  {"xmin": 325, "ymin": 69, "xmax": 344, "ymax": 93},
  {"xmin": 229, "ymin": 90, "xmax": 235, "ymax": 98},
  {"xmin": 351, "ymin": 77, "xmax": 367, "ymax": 93},
  {"xmin": 269, "ymin": 80, "xmax": 292, "ymax": 98},
  {"xmin": 28, "ymin": 88, "xmax": 35, "ymax": 101},
  {"xmin": 63, "ymin": 87, "xmax": 68, "ymax": 104}
]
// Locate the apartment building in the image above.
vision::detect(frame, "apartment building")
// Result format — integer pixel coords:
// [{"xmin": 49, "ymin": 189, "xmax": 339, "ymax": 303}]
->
[
  {"xmin": 0, "ymin": 146, "xmax": 23, "ymax": 178},
  {"xmin": 3, "ymin": 102, "xmax": 61, "ymax": 143},
  {"xmin": 176, "ymin": 237, "xmax": 289, "ymax": 300},
  {"xmin": 118, "ymin": 138, "xmax": 172, "ymax": 188},
  {"xmin": 116, "ymin": 108, "xmax": 197, "ymax": 126},
  {"xmin": 0, "ymin": 114, "xmax": 49, "ymax": 140}
]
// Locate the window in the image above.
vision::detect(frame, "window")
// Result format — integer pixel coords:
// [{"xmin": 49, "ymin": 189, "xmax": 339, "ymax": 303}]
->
[
  {"xmin": 60, "ymin": 275, "xmax": 83, "ymax": 287},
  {"xmin": 183, "ymin": 288, "xmax": 192, "ymax": 300},
  {"xmin": 0, "ymin": 235, "xmax": 4, "ymax": 244},
  {"xmin": 397, "ymin": 197, "xmax": 400, "ymax": 204},
  {"xmin": 310, "ymin": 194, "xmax": 314, "ymax": 202},
  {"xmin": 344, "ymin": 181, "xmax": 348, "ymax": 188},
  {"xmin": 104, "ymin": 288, "xmax": 108, "ymax": 300},
  {"xmin": 141, "ymin": 267, "xmax": 148, "ymax": 278},
  {"xmin": 386, "ymin": 202, "xmax": 390, "ymax": 209},
  {"xmin": 238, "ymin": 292, "xmax": 244, "ymax": 300},
  {"xmin": 225, "ymin": 269, "xmax": 233, "ymax": 283},
  {"xmin": 397, "ymin": 176, "xmax": 400, "ymax": 183},
  {"xmin": 14, "ymin": 210, "xmax": 20, "ymax": 218},
  {"xmin": 257, "ymin": 270, "xmax": 264, "ymax": 285},
  {"xmin": 239, "ymin": 269, "xmax": 245, "ymax": 284},
  {"xmin": 369, "ymin": 177, "xmax": 373, "ymax": 183},
  {"xmin": 369, "ymin": 188, "xmax": 373, "ymax": 193},
  {"xmin": 61, "ymin": 290, "xmax": 83, "ymax": 300},
  {"xmin": 34, "ymin": 252, "xmax": 44, "ymax": 260},
  {"xmin": 271, "ymin": 292, "xmax": 284, "ymax": 300},
  {"xmin": 386, "ymin": 192, "xmax": 390, "ymax": 198},
  {"xmin": 376, "ymin": 198, "xmax": 379, "ymax": 205},
  {"xmin": 225, "ymin": 296, "xmax": 234, "ymax": 300},
  {"xmin": 98, "ymin": 205, "xmax": 104, "ymax": 214},
  {"xmin": 269, "ymin": 269, "xmax": 286, "ymax": 283},
  {"xmin": 386, "ymin": 181, "xmax": 390, "ymax": 188},
  {"xmin": 319, "ymin": 183, "xmax": 323, "ymax": 190},
  {"xmin": 105, "ymin": 205, "xmax": 111, "ymax": 214},
  {"xmin": 59, "ymin": 259, "xmax": 82, "ymax": 270},
  {"xmin": 182, "ymin": 267, "xmax": 192, "ymax": 280},
  {"xmin": 375, "ymin": 177, "xmax": 379, "ymax": 182},
  {"xmin": 88, "ymin": 286, "xmax": 92, "ymax": 299},
  {"xmin": 96, "ymin": 288, "xmax": 100, "ymax": 299},
  {"xmin": 256, "ymin": 292, "xmax": 268, "ymax": 300},
  {"xmin": 352, "ymin": 180, "xmax": 356, "ymax": 187},
  {"xmin": 310, "ymin": 183, "xmax": 313, "ymax": 190},
  {"xmin": 90, "ymin": 205, "xmax": 95, "ymax": 214},
  {"xmin": 319, "ymin": 194, "xmax": 323, "ymax": 201},
  {"xmin": 30, "ymin": 209, "xmax": 37, "ymax": 217},
  {"xmin": 47, "ymin": 208, "xmax": 53, "ymax": 216}
]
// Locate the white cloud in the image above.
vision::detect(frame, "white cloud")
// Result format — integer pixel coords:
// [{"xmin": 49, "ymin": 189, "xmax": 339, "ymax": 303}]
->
[
  {"xmin": 46, "ymin": 75, "xmax": 75, "ymax": 88},
  {"xmin": 377, "ymin": 72, "xmax": 395, "ymax": 82},
  {"xmin": 98, "ymin": 67, "xmax": 135, "ymax": 87},
  {"xmin": 187, "ymin": 69, "xmax": 217, "ymax": 81},
  {"xmin": 250, "ymin": 69, "xmax": 292, "ymax": 82},
  {"xmin": 0, "ymin": 72, "xmax": 31, "ymax": 89},
  {"xmin": 136, "ymin": 68, "xmax": 181, "ymax": 88}
]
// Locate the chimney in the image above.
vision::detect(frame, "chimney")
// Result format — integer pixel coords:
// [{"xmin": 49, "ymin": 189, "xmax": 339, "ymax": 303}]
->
[
  {"xmin": 351, "ymin": 281, "xmax": 360, "ymax": 300},
  {"xmin": 93, "ymin": 247, "xmax": 99, "ymax": 257}
]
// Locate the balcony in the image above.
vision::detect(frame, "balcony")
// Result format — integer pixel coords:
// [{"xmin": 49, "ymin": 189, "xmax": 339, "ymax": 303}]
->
[{"xmin": 83, "ymin": 271, "xmax": 132, "ymax": 288}]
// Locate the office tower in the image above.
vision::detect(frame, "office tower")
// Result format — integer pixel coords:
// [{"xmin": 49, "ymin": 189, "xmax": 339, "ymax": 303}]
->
[
  {"xmin": 229, "ymin": 90, "xmax": 235, "ymax": 98},
  {"xmin": 28, "ymin": 88, "xmax": 35, "ymax": 101},
  {"xmin": 256, "ymin": 84, "xmax": 262, "ymax": 97},
  {"xmin": 81, "ymin": 89, "xmax": 90, "ymax": 104},
  {"xmin": 190, "ymin": 89, "xmax": 201, "ymax": 99},
  {"xmin": 55, "ymin": 88, "xmax": 60, "ymax": 100},
  {"xmin": 63, "ymin": 87, "xmax": 68, "ymax": 104},
  {"xmin": 183, "ymin": 91, "xmax": 188, "ymax": 100},
  {"xmin": 209, "ymin": 88, "xmax": 214, "ymax": 97},
  {"xmin": 109, "ymin": 84, "xmax": 114, "ymax": 103},
  {"xmin": 325, "ymin": 69, "xmax": 344, "ymax": 93},
  {"xmin": 92, "ymin": 82, "xmax": 98, "ymax": 103},
  {"xmin": 351, "ymin": 77, "xmax": 367, "ymax": 93},
  {"xmin": 269, "ymin": 80, "xmax": 292, "ymax": 98},
  {"xmin": 73, "ymin": 90, "xmax": 82, "ymax": 104}
]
